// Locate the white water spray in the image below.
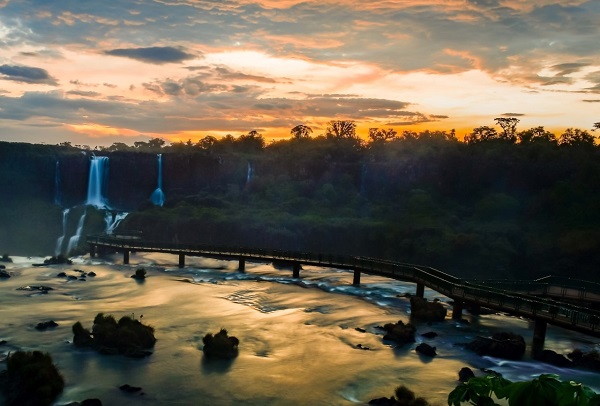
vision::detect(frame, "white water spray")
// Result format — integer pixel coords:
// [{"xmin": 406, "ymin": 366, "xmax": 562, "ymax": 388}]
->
[
  {"xmin": 86, "ymin": 156, "xmax": 109, "ymax": 208},
  {"xmin": 54, "ymin": 208, "xmax": 70, "ymax": 256},
  {"xmin": 150, "ymin": 153, "xmax": 165, "ymax": 206},
  {"xmin": 67, "ymin": 209, "xmax": 87, "ymax": 255},
  {"xmin": 105, "ymin": 212, "xmax": 128, "ymax": 234}
]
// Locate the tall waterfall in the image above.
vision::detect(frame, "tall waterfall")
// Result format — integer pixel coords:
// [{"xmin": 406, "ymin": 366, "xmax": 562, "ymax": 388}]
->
[
  {"xmin": 67, "ymin": 209, "xmax": 87, "ymax": 255},
  {"xmin": 105, "ymin": 212, "xmax": 128, "ymax": 234},
  {"xmin": 150, "ymin": 153, "xmax": 165, "ymax": 206},
  {"xmin": 54, "ymin": 161, "xmax": 61, "ymax": 206},
  {"xmin": 86, "ymin": 156, "xmax": 109, "ymax": 208},
  {"xmin": 54, "ymin": 208, "xmax": 70, "ymax": 256}
]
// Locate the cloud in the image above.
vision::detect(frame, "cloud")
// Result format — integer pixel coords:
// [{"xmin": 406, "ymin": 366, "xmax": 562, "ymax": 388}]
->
[
  {"xmin": 582, "ymin": 99, "xmax": 600, "ymax": 103},
  {"xmin": 0, "ymin": 64, "xmax": 57, "ymax": 85},
  {"xmin": 66, "ymin": 90, "xmax": 101, "ymax": 97},
  {"xmin": 104, "ymin": 46, "xmax": 197, "ymax": 64},
  {"xmin": 501, "ymin": 113, "xmax": 525, "ymax": 117}
]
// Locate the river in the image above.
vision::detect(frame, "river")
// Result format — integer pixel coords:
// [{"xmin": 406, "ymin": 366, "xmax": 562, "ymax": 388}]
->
[{"xmin": 1, "ymin": 253, "xmax": 598, "ymax": 405}]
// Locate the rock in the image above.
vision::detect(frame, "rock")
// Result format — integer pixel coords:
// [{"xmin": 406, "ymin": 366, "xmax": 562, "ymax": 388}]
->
[
  {"xmin": 410, "ymin": 297, "xmax": 447, "ymax": 322},
  {"xmin": 36, "ymin": 320, "xmax": 59, "ymax": 330},
  {"xmin": 534, "ymin": 350, "xmax": 574, "ymax": 368},
  {"xmin": 382, "ymin": 320, "xmax": 416, "ymax": 346},
  {"xmin": 0, "ymin": 269, "xmax": 10, "ymax": 278},
  {"xmin": 43, "ymin": 255, "xmax": 73, "ymax": 265},
  {"xmin": 57, "ymin": 272, "xmax": 67, "ymax": 277},
  {"xmin": 0, "ymin": 339, "xmax": 7, "ymax": 345},
  {"xmin": 415, "ymin": 343, "xmax": 437, "ymax": 357},
  {"xmin": 131, "ymin": 268, "xmax": 147, "ymax": 280},
  {"xmin": 568, "ymin": 349, "xmax": 600, "ymax": 371},
  {"xmin": 0, "ymin": 264, "xmax": 5, "ymax": 269},
  {"xmin": 119, "ymin": 384, "xmax": 142, "ymax": 393},
  {"xmin": 420, "ymin": 331, "xmax": 438, "ymax": 339},
  {"xmin": 466, "ymin": 332, "xmax": 526, "ymax": 360},
  {"xmin": 368, "ymin": 397, "xmax": 396, "ymax": 405},
  {"xmin": 355, "ymin": 327, "xmax": 367, "ymax": 333},
  {"xmin": 356, "ymin": 344, "xmax": 370, "ymax": 350},
  {"xmin": 81, "ymin": 399, "xmax": 103, "ymax": 406},
  {"xmin": 79, "ymin": 278, "xmax": 86, "ymax": 281},
  {"xmin": 87, "ymin": 271, "xmax": 97, "ymax": 277},
  {"xmin": 203, "ymin": 328, "xmax": 239, "ymax": 359},
  {"xmin": 68, "ymin": 275, "xmax": 78, "ymax": 280},
  {"xmin": 458, "ymin": 367, "xmax": 475, "ymax": 382},
  {"xmin": 17, "ymin": 285, "xmax": 54, "ymax": 292}
]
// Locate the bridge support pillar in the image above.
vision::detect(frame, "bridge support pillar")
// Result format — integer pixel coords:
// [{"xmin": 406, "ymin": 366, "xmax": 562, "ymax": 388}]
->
[
  {"xmin": 178, "ymin": 254, "xmax": 185, "ymax": 268},
  {"xmin": 238, "ymin": 258, "xmax": 245, "ymax": 272},
  {"xmin": 353, "ymin": 269, "xmax": 361, "ymax": 286},
  {"xmin": 532, "ymin": 319, "xmax": 547, "ymax": 356},
  {"xmin": 123, "ymin": 250, "xmax": 130, "ymax": 265},
  {"xmin": 90, "ymin": 245, "xmax": 96, "ymax": 258},
  {"xmin": 452, "ymin": 300, "xmax": 464, "ymax": 320},
  {"xmin": 293, "ymin": 262, "xmax": 301, "ymax": 278},
  {"xmin": 416, "ymin": 282, "xmax": 425, "ymax": 298}
]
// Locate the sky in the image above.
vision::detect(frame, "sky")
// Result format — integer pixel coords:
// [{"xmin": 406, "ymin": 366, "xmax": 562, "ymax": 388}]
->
[{"xmin": 0, "ymin": 0, "xmax": 599, "ymax": 146}]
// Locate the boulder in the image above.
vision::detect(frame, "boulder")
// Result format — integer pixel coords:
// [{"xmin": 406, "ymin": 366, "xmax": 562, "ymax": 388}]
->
[
  {"xmin": 466, "ymin": 332, "xmax": 526, "ymax": 360},
  {"xmin": 87, "ymin": 271, "xmax": 97, "ymax": 277},
  {"xmin": 57, "ymin": 272, "xmax": 67, "ymax": 277},
  {"xmin": 368, "ymin": 397, "xmax": 396, "ymax": 405},
  {"xmin": 410, "ymin": 297, "xmax": 447, "ymax": 322},
  {"xmin": 203, "ymin": 328, "xmax": 239, "ymax": 359},
  {"xmin": 382, "ymin": 320, "xmax": 416, "ymax": 346},
  {"xmin": 36, "ymin": 320, "xmax": 59, "ymax": 331},
  {"xmin": 119, "ymin": 384, "xmax": 142, "ymax": 393},
  {"xmin": 458, "ymin": 367, "xmax": 475, "ymax": 382},
  {"xmin": 420, "ymin": 331, "xmax": 438, "ymax": 339},
  {"xmin": 535, "ymin": 350, "xmax": 574, "ymax": 368},
  {"xmin": 0, "ymin": 269, "xmax": 10, "ymax": 278},
  {"xmin": 415, "ymin": 343, "xmax": 437, "ymax": 357},
  {"xmin": 568, "ymin": 349, "xmax": 600, "ymax": 371}
]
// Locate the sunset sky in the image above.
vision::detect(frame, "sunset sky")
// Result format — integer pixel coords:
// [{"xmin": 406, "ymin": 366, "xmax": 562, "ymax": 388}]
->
[{"xmin": 0, "ymin": 0, "xmax": 598, "ymax": 146}]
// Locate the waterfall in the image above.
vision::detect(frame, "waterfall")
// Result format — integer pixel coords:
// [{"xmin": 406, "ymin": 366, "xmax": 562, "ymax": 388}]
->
[
  {"xmin": 246, "ymin": 162, "xmax": 253, "ymax": 184},
  {"xmin": 67, "ymin": 209, "xmax": 87, "ymax": 255},
  {"xmin": 54, "ymin": 208, "xmax": 70, "ymax": 256},
  {"xmin": 105, "ymin": 212, "xmax": 128, "ymax": 234},
  {"xmin": 150, "ymin": 153, "xmax": 165, "ymax": 206},
  {"xmin": 86, "ymin": 156, "xmax": 109, "ymax": 208},
  {"xmin": 54, "ymin": 161, "xmax": 61, "ymax": 206}
]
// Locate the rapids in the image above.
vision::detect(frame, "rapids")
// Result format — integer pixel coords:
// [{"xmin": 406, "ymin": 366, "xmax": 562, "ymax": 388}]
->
[{"xmin": 0, "ymin": 253, "xmax": 598, "ymax": 405}]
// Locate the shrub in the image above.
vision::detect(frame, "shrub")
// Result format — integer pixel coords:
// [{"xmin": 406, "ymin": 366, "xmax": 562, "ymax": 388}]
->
[
  {"xmin": 0, "ymin": 350, "xmax": 64, "ymax": 406},
  {"xmin": 202, "ymin": 328, "xmax": 239, "ymax": 359}
]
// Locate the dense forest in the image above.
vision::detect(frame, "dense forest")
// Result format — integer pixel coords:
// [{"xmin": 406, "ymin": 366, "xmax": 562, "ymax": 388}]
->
[{"xmin": 1, "ymin": 119, "xmax": 599, "ymax": 280}]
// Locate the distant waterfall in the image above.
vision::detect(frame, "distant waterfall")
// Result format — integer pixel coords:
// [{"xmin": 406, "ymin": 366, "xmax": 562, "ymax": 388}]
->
[
  {"xmin": 86, "ymin": 156, "xmax": 109, "ymax": 208},
  {"xmin": 246, "ymin": 162, "xmax": 253, "ymax": 184},
  {"xmin": 105, "ymin": 212, "xmax": 128, "ymax": 234},
  {"xmin": 54, "ymin": 208, "xmax": 70, "ymax": 256},
  {"xmin": 150, "ymin": 153, "xmax": 165, "ymax": 206},
  {"xmin": 67, "ymin": 209, "xmax": 87, "ymax": 255},
  {"xmin": 54, "ymin": 161, "xmax": 61, "ymax": 206}
]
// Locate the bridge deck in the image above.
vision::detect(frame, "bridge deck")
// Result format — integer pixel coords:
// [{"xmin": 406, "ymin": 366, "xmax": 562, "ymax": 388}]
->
[{"xmin": 87, "ymin": 234, "xmax": 600, "ymax": 339}]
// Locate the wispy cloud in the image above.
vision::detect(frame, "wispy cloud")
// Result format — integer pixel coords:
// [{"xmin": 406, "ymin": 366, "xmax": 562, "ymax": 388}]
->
[{"xmin": 0, "ymin": 64, "xmax": 57, "ymax": 85}]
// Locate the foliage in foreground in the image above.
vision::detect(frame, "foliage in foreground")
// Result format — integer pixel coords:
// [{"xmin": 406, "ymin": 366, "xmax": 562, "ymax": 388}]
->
[
  {"xmin": 0, "ymin": 350, "xmax": 64, "ymax": 406},
  {"xmin": 448, "ymin": 374, "xmax": 600, "ymax": 406}
]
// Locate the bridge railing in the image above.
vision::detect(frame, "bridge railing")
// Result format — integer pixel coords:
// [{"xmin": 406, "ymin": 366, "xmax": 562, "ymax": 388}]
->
[{"xmin": 87, "ymin": 234, "xmax": 600, "ymax": 333}]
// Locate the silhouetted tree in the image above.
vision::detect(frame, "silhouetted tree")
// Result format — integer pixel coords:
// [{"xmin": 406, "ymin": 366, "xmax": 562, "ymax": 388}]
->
[
  {"xmin": 326, "ymin": 120, "xmax": 357, "ymax": 139},
  {"xmin": 290, "ymin": 124, "xmax": 313, "ymax": 139},
  {"xmin": 464, "ymin": 126, "xmax": 499, "ymax": 143},
  {"xmin": 517, "ymin": 126, "xmax": 556, "ymax": 144},
  {"xmin": 368, "ymin": 128, "xmax": 397, "ymax": 142},
  {"xmin": 558, "ymin": 128, "xmax": 596, "ymax": 146},
  {"xmin": 592, "ymin": 122, "xmax": 600, "ymax": 131},
  {"xmin": 494, "ymin": 117, "xmax": 519, "ymax": 142},
  {"xmin": 196, "ymin": 135, "xmax": 218, "ymax": 150},
  {"xmin": 237, "ymin": 130, "xmax": 265, "ymax": 152}
]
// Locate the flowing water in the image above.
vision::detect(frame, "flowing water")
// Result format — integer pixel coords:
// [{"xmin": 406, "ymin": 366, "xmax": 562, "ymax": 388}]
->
[
  {"xmin": 87, "ymin": 156, "xmax": 109, "ymax": 209},
  {"xmin": 150, "ymin": 154, "xmax": 165, "ymax": 207},
  {"xmin": 0, "ymin": 254, "xmax": 598, "ymax": 405}
]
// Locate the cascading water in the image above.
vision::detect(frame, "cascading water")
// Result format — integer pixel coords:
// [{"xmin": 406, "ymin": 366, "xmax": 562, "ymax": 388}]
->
[
  {"xmin": 54, "ymin": 208, "xmax": 70, "ymax": 256},
  {"xmin": 246, "ymin": 162, "xmax": 253, "ymax": 184},
  {"xmin": 150, "ymin": 153, "xmax": 165, "ymax": 206},
  {"xmin": 105, "ymin": 212, "xmax": 128, "ymax": 234},
  {"xmin": 66, "ymin": 209, "xmax": 86, "ymax": 255},
  {"xmin": 54, "ymin": 160, "xmax": 61, "ymax": 206},
  {"xmin": 86, "ymin": 156, "xmax": 109, "ymax": 208}
]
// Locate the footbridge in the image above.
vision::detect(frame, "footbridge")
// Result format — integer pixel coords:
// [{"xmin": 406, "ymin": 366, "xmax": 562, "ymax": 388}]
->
[{"xmin": 87, "ymin": 234, "xmax": 600, "ymax": 350}]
